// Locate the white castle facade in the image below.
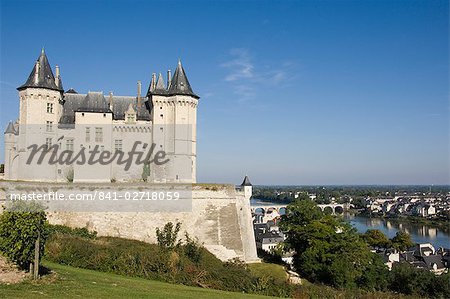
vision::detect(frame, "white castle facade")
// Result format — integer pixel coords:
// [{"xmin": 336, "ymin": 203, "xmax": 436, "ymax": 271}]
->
[{"xmin": 3, "ymin": 50, "xmax": 199, "ymax": 183}]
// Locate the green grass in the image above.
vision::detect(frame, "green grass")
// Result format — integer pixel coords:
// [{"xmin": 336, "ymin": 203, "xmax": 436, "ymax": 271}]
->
[
  {"xmin": 0, "ymin": 261, "xmax": 272, "ymax": 299},
  {"xmin": 248, "ymin": 263, "xmax": 287, "ymax": 285}
]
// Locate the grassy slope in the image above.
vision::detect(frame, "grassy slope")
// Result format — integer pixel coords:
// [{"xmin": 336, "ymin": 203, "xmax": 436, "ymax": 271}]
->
[
  {"xmin": 0, "ymin": 261, "xmax": 271, "ymax": 299},
  {"xmin": 248, "ymin": 263, "xmax": 287, "ymax": 285}
]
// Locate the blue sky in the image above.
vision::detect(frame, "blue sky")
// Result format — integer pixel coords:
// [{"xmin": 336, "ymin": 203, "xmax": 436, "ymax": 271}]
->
[{"xmin": 0, "ymin": 0, "xmax": 448, "ymax": 185}]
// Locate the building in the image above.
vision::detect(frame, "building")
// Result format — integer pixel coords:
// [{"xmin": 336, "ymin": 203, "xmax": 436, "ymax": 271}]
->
[{"xmin": 4, "ymin": 50, "xmax": 199, "ymax": 183}]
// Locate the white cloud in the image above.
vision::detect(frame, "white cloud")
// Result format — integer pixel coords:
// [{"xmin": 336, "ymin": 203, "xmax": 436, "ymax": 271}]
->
[
  {"xmin": 221, "ymin": 48, "xmax": 254, "ymax": 82},
  {"xmin": 220, "ymin": 48, "xmax": 294, "ymax": 100}
]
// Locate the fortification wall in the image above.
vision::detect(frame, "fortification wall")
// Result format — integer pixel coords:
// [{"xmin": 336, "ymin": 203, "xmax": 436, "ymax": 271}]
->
[{"xmin": 0, "ymin": 181, "xmax": 259, "ymax": 263}]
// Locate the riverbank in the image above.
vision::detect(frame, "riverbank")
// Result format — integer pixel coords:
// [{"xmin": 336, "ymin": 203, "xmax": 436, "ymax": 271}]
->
[{"xmin": 355, "ymin": 211, "xmax": 450, "ymax": 233}]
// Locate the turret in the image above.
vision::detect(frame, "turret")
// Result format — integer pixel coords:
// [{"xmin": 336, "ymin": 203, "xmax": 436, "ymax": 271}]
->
[
  {"xmin": 16, "ymin": 49, "xmax": 64, "ymax": 126},
  {"xmin": 241, "ymin": 175, "xmax": 253, "ymax": 199},
  {"xmin": 17, "ymin": 48, "xmax": 63, "ymax": 92},
  {"xmin": 147, "ymin": 60, "xmax": 199, "ymax": 183}
]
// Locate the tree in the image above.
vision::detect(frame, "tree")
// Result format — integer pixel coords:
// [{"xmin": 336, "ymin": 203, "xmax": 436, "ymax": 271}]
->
[
  {"xmin": 142, "ymin": 163, "xmax": 150, "ymax": 182},
  {"xmin": 391, "ymin": 231, "xmax": 414, "ymax": 251},
  {"xmin": 362, "ymin": 229, "xmax": 391, "ymax": 249},
  {"xmin": 281, "ymin": 200, "xmax": 389, "ymax": 290},
  {"xmin": 0, "ymin": 201, "xmax": 48, "ymax": 270},
  {"xmin": 280, "ymin": 199, "xmax": 323, "ymax": 227},
  {"xmin": 156, "ymin": 222, "xmax": 181, "ymax": 250}
]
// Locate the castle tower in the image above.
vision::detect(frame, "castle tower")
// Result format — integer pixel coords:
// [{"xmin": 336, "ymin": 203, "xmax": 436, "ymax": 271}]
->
[
  {"xmin": 15, "ymin": 49, "xmax": 64, "ymax": 180},
  {"xmin": 148, "ymin": 61, "xmax": 199, "ymax": 183},
  {"xmin": 17, "ymin": 48, "xmax": 64, "ymax": 126}
]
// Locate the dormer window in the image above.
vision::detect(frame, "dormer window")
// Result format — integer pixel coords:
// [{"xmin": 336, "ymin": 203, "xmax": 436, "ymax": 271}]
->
[
  {"xmin": 127, "ymin": 115, "xmax": 135, "ymax": 123},
  {"xmin": 125, "ymin": 103, "xmax": 137, "ymax": 124}
]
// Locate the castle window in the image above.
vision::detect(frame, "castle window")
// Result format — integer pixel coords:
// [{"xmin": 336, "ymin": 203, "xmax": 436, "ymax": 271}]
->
[
  {"xmin": 114, "ymin": 139, "xmax": 123, "ymax": 151},
  {"xmin": 46, "ymin": 103, "xmax": 53, "ymax": 114},
  {"xmin": 95, "ymin": 127, "xmax": 103, "ymax": 142},
  {"xmin": 46, "ymin": 121, "xmax": 53, "ymax": 132},
  {"xmin": 160, "ymin": 114, "xmax": 163, "ymax": 118},
  {"xmin": 85, "ymin": 127, "xmax": 90, "ymax": 142},
  {"xmin": 66, "ymin": 139, "xmax": 74, "ymax": 151},
  {"xmin": 45, "ymin": 138, "xmax": 52, "ymax": 149}
]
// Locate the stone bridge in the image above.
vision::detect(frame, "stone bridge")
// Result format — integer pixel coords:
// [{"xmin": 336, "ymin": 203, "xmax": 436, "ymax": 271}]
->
[{"xmin": 251, "ymin": 203, "xmax": 348, "ymax": 218}]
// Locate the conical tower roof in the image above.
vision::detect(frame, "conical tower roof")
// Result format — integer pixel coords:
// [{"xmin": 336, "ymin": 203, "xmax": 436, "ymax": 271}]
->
[
  {"xmin": 153, "ymin": 73, "xmax": 167, "ymax": 95},
  {"xmin": 17, "ymin": 49, "xmax": 63, "ymax": 92},
  {"xmin": 4, "ymin": 121, "xmax": 17, "ymax": 135},
  {"xmin": 167, "ymin": 61, "xmax": 199, "ymax": 99},
  {"xmin": 241, "ymin": 176, "xmax": 252, "ymax": 186}
]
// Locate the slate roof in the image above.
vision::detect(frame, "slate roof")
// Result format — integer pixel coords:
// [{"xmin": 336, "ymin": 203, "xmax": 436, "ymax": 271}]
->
[
  {"xmin": 60, "ymin": 92, "xmax": 151, "ymax": 124},
  {"xmin": 422, "ymin": 255, "xmax": 445, "ymax": 270},
  {"xmin": 152, "ymin": 73, "xmax": 167, "ymax": 95},
  {"xmin": 258, "ymin": 231, "xmax": 284, "ymax": 244},
  {"xmin": 4, "ymin": 121, "xmax": 17, "ymax": 135},
  {"xmin": 241, "ymin": 175, "xmax": 252, "ymax": 186},
  {"xmin": 168, "ymin": 61, "xmax": 199, "ymax": 98},
  {"xmin": 17, "ymin": 49, "xmax": 63, "ymax": 92},
  {"xmin": 66, "ymin": 88, "xmax": 78, "ymax": 94},
  {"xmin": 147, "ymin": 61, "xmax": 199, "ymax": 99},
  {"xmin": 78, "ymin": 92, "xmax": 111, "ymax": 113}
]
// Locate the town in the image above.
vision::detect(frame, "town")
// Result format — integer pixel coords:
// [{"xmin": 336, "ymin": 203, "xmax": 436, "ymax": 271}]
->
[{"xmin": 251, "ymin": 185, "xmax": 450, "ymax": 276}]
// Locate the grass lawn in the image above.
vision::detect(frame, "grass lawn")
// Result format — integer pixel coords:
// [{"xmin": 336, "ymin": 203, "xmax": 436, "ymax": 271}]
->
[
  {"xmin": 0, "ymin": 261, "xmax": 272, "ymax": 299},
  {"xmin": 247, "ymin": 263, "xmax": 287, "ymax": 285}
]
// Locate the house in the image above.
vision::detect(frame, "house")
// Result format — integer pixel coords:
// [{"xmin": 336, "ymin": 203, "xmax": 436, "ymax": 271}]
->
[{"xmin": 256, "ymin": 231, "xmax": 284, "ymax": 252}]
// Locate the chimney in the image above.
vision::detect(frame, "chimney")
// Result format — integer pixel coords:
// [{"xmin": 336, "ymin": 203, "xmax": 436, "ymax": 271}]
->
[
  {"xmin": 137, "ymin": 81, "xmax": 142, "ymax": 114},
  {"xmin": 34, "ymin": 61, "xmax": 40, "ymax": 84},
  {"xmin": 55, "ymin": 65, "xmax": 60, "ymax": 87},
  {"xmin": 167, "ymin": 69, "xmax": 172, "ymax": 89},
  {"xmin": 109, "ymin": 92, "xmax": 113, "ymax": 110}
]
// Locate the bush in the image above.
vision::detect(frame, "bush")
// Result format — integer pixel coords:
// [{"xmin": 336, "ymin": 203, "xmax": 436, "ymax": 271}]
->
[
  {"xmin": 389, "ymin": 262, "xmax": 450, "ymax": 298},
  {"xmin": 47, "ymin": 224, "xmax": 97, "ymax": 239},
  {"xmin": 45, "ymin": 234, "xmax": 255, "ymax": 292},
  {"xmin": 0, "ymin": 201, "xmax": 48, "ymax": 270},
  {"xmin": 156, "ymin": 222, "xmax": 181, "ymax": 250},
  {"xmin": 183, "ymin": 233, "xmax": 202, "ymax": 264},
  {"xmin": 66, "ymin": 167, "xmax": 74, "ymax": 183}
]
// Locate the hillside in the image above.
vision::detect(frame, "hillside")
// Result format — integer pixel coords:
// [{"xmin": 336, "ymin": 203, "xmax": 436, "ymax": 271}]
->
[{"xmin": 0, "ymin": 261, "xmax": 270, "ymax": 299}]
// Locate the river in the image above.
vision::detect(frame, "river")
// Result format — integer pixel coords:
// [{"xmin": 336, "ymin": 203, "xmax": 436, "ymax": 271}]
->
[{"xmin": 250, "ymin": 199, "xmax": 450, "ymax": 249}]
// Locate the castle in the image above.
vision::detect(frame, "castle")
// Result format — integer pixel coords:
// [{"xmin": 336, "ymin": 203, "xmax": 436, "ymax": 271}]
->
[
  {"xmin": 4, "ymin": 49, "xmax": 199, "ymax": 183},
  {"xmin": 1, "ymin": 50, "xmax": 259, "ymax": 262}
]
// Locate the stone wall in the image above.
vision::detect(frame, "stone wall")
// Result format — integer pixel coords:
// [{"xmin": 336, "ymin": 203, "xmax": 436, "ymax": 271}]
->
[{"xmin": 0, "ymin": 181, "xmax": 259, "ymax": 263}]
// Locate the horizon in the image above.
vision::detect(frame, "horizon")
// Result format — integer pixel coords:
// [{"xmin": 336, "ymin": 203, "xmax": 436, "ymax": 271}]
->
[{"xmin": 0, "ymin": 0, "xmax": 448, "ymax": 185}]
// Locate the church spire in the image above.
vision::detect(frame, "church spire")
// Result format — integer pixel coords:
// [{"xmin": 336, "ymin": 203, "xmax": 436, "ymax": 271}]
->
[
  {"xmin": 17, "ymin": 49, "xmax": 63, "ymax": 92},
  {"xmin": 167, "ymin": 60, "xmax": 199, "ymax": 99}
]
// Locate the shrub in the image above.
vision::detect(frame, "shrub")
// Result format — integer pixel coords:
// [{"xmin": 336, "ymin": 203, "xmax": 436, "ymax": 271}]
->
[
  {"xmin": 0, "ymin": 201, "xmax": 48, "ymax": 270},
  {"xmin": 388, "ymin": 262, "xmax": 450, "ymax": 298},
  {"xmin": 47, "ymin": 224, "xmax": 97, "ymax": 239},
  {"xmin": 156, "ymin": 222, "xmax": 181, "ymax": 250},
  {"xmin": 142, "ymin": 163, "xmax": 150, "ymax": 182},
  {"xmin": 66, "ymin": 167, "xmax": 74, "ymax": 183},
  {"xmin": 183, "ymin": 233, "xmax": 203, "ymax": 264}
]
